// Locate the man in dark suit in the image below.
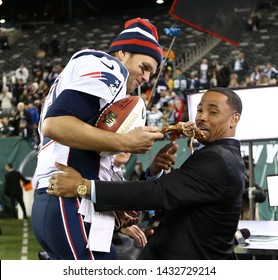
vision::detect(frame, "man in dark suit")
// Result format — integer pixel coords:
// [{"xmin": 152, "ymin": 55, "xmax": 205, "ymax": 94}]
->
[
  {"xmin": 4, "ymin": 163, "xmax": 29, "ymax": 219},
  {"xmin": 48, "ymin": 87, "xmax": 245, "ymax": 259}
]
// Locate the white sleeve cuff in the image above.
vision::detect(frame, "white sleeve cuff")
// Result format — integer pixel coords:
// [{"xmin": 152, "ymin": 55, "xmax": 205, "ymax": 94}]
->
[{"xmin": 90, "ymin": 180, "xmax": 96, "ymax": 203}]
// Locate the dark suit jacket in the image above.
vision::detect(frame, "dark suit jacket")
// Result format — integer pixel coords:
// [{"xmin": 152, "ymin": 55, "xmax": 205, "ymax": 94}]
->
[
  {"xmin": 95, "ymin": 138, "xmax": 245, "ymax": 259},
  {"xmin": 4, "ymin": 170, "xmax": 29, "ymax": 196}
]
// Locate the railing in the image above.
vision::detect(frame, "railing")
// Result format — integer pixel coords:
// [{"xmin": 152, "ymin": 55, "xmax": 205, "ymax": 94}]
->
[{"xmin": 177, "ymin": 35, "xmax": 221, "ymax": 72}]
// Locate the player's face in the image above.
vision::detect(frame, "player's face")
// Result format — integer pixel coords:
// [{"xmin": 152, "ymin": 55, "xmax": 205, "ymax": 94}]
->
[
  {"xmin": 122, "ymin": 52, "xmax": 158, "ymax": 93},
  {"xmin": 195, "ymin": 91, "xmax": 240, "ymax": 143}
]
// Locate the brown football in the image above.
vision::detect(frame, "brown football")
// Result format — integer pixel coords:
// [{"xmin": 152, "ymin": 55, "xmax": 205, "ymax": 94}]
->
[{"xmin": 96, "ymin": 96, "xmax": 146, "ymax": 134}]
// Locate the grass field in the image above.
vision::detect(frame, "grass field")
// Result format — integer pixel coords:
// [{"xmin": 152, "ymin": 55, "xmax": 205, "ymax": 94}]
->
[{"xmin": 0, "ymin": 218, "xmax": 44, "ymax": 260}]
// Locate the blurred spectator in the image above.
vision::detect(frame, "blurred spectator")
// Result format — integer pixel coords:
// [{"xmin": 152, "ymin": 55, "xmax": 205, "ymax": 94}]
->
[
  {"xmin": 26, "ymin": 101, "xmax": 40, "ymax": 147},
  {"xmin": 15, "ymin": 63, "xmax": 29, "ymax": 84},
  {"xmin": 0, "ymin": 116, "xmax": 15, "ymax": 137},
  {"xmin": 59, "ymin": 37, "xmax": 68, "ymax": 55},
  {"xmin": 50, "ymin": 34, "xmax": 60, "ymax": 57},
  {"xmin": 12, "ymin": 79, "xmax": 26, "ymax": 105},
  {"xmin": 161, "ymin": 100, "xmax": 177, "ymax": 127},
  {"xmin": 246, "ymin": 9, "xmax": 261, "ymax": 31},
  {"xmin": 262, "ymin": 63, "xmax": 278, "ymax": 80},
  {"xmin": 0, "ymin": 30, "xmax": 10, "ymax": 50},
  {"xmin": 250, "ymin": 65, "xmax": 261, "ymax": 85},
  {"xmin": 146, "ymin": 104, "xmax": 163, "ymax": 129},
  {"xmin": 152, "ymin": 74, "xmax": 170, "ymax": 106},
  {"xmin": 171, "ymin": 91, "xmax": 185, "ymax": 123},
  {"xmin": 45, "ymin": 64, "xmax": 63, "ymax": 86},
  {"xmin": 208, "ymin": 59, "xmax": 221, "ymax": 88},
  {"xmin": 163, "ymin": 46, "xmax": 175, "ymax": 75},
  {"xmin": 173, "ymin": 67, "xmax": 187, "ymax": 101},
  {"xmin": 38, "ymin": 37, "xmax": 49, "ymax": 58},
  {"xmin": 228, "ymin": 73, "xmax": 239, "ymax": 88},
  {"xmin": 31, "ymin": 60, "xmax": 44, "ymax": 82},
  {"xmin": 199, "ymin": 57, "xmax": 209, "ymax": 89},
  {"xmin": 12, "ymin": 102, "xmax": 32, "ymax": 139},
  {"xmin": 129, "ymin": 161, "xmax": 146, "ymax": 181},
  {"xmin": 155, "ymin": 88, "xmax": 171, "ymax": 111},
  {"xmin": 164, "ymin": 71, "xmax": 174, "ymax": 92},
  {"xmin": 232, "ymin": 51, "xmax": 249, "ymax": 83},
  {"xmin": 0, "ymin": 85, "xmax": 13, "ymax": 115},
  {"xmin": 218, "ymin": 63, "xmax": 231, "ymax": 87},
  {"xmin": 209, "ymin": 68, "xmax": 219, "ymax": 88},
  {"xmin": 256, "ymin": 74, "xmax": 269, "ymax": 86},
  {"xmin": 269, "ymin": 77, "xmax": 277, "ymax": 85},
  {"xmin": 186, "ymin": 71, "xmax": 201, "ymax": 90}
]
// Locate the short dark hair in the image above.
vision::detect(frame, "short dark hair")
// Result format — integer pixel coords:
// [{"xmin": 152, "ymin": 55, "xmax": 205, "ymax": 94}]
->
[
  {"xmin": 207, "ymin": 87, "xmax": 242, "ymax": 114},
  {"xmin": 6, "ymin": 163, "xmax": 13, "ymax": 168}
]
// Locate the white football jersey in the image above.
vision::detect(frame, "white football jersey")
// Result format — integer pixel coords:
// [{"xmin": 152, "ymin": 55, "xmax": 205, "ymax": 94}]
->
[{"xmin": 36, "ymin": 49, "xmax": 129, "ymax": 189}]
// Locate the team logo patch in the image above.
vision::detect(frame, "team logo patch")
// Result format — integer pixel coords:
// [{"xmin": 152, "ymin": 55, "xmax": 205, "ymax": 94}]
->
[{"xmin": 80, "ymin": 71, "xmax": 121, "ymax": 96}]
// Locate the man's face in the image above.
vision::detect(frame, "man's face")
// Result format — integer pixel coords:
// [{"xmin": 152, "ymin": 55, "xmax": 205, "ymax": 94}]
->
[
  {"xmin": 195, "ymin": 91, "xmax": 240, "ymax": 144},
  {"xmin": 114, "ymin": 152, "xmax": 131, "ymax": 165},
  {"xmin": 121, "ymin": 52, "xmax": 158, "ymax": 93}
]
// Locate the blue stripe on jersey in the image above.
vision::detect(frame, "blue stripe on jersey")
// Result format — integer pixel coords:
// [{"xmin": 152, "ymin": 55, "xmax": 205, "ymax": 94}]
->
[{"xmin": 72, "ymin": 50, "xmax": 128, "ymax": 78}]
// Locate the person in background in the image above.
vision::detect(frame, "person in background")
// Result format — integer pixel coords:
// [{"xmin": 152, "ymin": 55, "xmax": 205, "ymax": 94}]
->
[
  {"xmin": 110, "ymin": 152, "xmax": 147, "ymax": 260},
  {"xmin": 15, "ymin": 63, "xmax": 29, "ymax": 84},
  {"xmin": 31, "ymin": 17, "xmax": 164, "ymax": 260},
  {"xmin": 232, "ymin": 51, "xmax": 249, "ymax": 84},
  {"xmin": 0, "ymin": 116, "xmax": 16, "ymax": 136},
  {"xmin": 129, "ymin": 161, "xmax": 146, "ymax": 181},
  {"xmin": 240, "ymin": 155, "xmax": 266, "ymax": 220},
  {"xmin": 4, "ymin": 163, "xmax": 30, "ymax": 219},
  {"xmin": 48, "ymin": 87, "xmax": 245, "ymax": 260}
]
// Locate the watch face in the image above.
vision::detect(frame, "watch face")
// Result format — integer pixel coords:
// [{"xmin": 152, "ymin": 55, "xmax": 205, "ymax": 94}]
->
[{"xmin": 77, "ymin": 185, "xmax": 87, "ymax": 196}]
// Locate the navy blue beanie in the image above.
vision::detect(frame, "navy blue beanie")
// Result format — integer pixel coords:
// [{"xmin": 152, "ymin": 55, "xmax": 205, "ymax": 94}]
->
[{"xmin": 108, "ymin": 18, "xmax": 163, "ymax": 65}]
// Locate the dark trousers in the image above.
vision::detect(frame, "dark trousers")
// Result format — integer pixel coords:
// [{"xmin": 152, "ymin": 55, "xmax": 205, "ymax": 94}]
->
[{"xmin": 9, "ymin": 194, "xmax": 27, "ymax": 218}]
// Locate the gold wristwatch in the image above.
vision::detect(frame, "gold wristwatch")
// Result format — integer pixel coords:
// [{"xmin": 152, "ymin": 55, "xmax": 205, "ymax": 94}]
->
[{"xmin": 77, "ymin": 178, "xmax": 87, "ymax": 197}]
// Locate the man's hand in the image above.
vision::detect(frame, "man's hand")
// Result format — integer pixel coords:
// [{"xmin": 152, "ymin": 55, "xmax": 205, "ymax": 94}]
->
[
  {"xmin": 120, "ymin": 225, "xmax": 147, "ymax": 248},
  {"xmin": 149, "ymin": 142, "xmax": 179, "ymax": 176},
  {"xmin": 117, "ymin": 211, "xmax": 139, "ymax": 228},
  {"xmin": 47, "ymin": 162, "xmax": 83, "ymax": 197}
]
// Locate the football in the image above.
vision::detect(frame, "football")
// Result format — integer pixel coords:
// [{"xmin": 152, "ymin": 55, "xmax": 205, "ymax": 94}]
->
[{"xmin": 96, "ymin": 96, "xmax": 146, "ymax": 134}]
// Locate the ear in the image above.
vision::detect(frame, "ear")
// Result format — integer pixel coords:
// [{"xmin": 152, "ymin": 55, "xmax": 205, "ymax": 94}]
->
[
  {"xmin": 116, "ymin": 50, "xmax": 130, "ymax": 61},
  {"xmin": 230, "ymin": 113, "xmax": 240, "ymax": 128}
]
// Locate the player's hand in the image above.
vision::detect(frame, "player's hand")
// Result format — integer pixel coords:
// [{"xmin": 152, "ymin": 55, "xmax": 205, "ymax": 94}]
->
[{"xmin": 123, "ymin": 126, "xmax": 164, "ymax": 154}]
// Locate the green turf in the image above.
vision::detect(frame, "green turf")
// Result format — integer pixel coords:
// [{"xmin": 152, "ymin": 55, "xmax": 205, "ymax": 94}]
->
[{"xmin": 0, "ymin": 218, "xmax": 44, "ymax": 260}]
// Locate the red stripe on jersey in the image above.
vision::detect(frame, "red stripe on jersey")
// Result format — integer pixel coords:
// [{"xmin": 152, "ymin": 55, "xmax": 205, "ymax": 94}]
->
[
  {"xmin": 38, "ymin": 140, "xmax": 55, "ymax": 154},
  {"xmin": 80, "ymin": 71, "xmax": 101, "ymax": 78}
]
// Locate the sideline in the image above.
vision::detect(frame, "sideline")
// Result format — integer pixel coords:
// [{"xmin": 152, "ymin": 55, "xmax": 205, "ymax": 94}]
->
[{"xmin": 21, "ymin": 219, "xmax": 28, "ymax": 260}]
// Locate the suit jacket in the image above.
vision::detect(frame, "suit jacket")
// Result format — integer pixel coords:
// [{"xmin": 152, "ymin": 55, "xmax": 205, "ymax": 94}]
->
[
  {"xmin": 95, "ymin": 138, "xmax": 245, "ymax": 259},
  {"xmin": 4, "ymin": 170, "xmax": 29, "ymax": 196}
]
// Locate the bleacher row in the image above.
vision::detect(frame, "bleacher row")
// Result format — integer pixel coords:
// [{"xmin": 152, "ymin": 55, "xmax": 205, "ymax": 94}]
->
[
  {"xmin": 185, "ymin": 2, "xmax": 278, "ymax": 74},
  {"xmin": 0, "ymin": 4, "xmax": 220, "ymax": 77},
  {"xmin": 0, "ymin": 3, "xmax": 277, "ymax": 81}
]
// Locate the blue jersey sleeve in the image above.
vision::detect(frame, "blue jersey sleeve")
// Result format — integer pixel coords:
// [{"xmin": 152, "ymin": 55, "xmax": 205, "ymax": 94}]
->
[{"xmin": 45, "ymin": 89, "xmax": 101, "ymax": 125}]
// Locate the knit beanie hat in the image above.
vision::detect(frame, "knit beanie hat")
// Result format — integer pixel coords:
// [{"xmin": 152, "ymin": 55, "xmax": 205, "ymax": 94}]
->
[{"xmin": 108, "ymin": 18, "xmax": 163, "ymax": 65}]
